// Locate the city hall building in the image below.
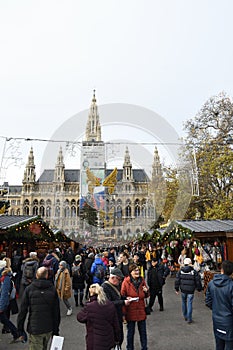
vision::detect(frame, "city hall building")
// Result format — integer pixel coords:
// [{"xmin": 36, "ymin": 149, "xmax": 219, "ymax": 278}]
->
[{"xmin": 5, "ymin": 93, "xmax": 164, "ymax": 242}]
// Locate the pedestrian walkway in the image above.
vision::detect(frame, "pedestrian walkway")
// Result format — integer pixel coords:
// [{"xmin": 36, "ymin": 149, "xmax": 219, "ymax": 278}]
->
[{"xmin": 1, "ymin": 276, "xmax": 215, "ymax": 350}]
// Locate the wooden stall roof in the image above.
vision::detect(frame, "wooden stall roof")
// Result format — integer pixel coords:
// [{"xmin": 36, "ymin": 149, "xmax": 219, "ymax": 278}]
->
[
  {"xmin": 0, "ymin": 215, "xmax": 38, "ymax": 230},
  {"xmin": 176, "ymin": 220, "xmax": 233, "ymax": 234}
]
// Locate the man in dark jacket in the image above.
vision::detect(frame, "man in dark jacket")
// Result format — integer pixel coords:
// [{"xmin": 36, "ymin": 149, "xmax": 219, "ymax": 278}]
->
[
  {"xmin": 84, "ymin": 252, "xmax": 94, "ymax": 299},
  {"xmin": 175, "ymin": 257, "xmax": 202, "ymax": 324},
  {"xmin": 147, "ymin": 257, "xmax": 170, "ymax": 311},
  {"xmin": 103, "ymin": 267, "xmax": 130, "ymax": 347},
  {"xmin": 17, "ymin": 266, "xmax": 60, "ymax": 349},
  {"xmin": 206, "ymin": 260, "xmax": 233, "ymax": 350}
]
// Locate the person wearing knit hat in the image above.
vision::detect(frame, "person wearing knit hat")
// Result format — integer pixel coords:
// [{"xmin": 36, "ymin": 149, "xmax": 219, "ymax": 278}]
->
[
  {"xmin": 175, "ymin": 256, "xmax": 202, "ymax": 324},
  {"xmin": 29, "ymin": 252, "xmax": 37, "ymax": 258},
  {"xmin": 75, "ymin": 255, "xmax": 81, "ymax": 262},
  {"xmin": 183, "ymin": 258, "xmax": 192, "ymax": 266},
  {"xmin": 55, "ymin": 261, "xmax": 72, "ymax": 316}
]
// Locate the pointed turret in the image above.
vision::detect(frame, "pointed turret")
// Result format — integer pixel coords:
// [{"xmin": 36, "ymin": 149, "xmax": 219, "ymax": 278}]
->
[
  {"xmin": 123, "ymin": 147, "xmax": 133, "ymax": 181},
  {"xmin": 85, "ymin": 90, "xmax": 102, "ymax": 142},
  {"xmin": 23, "ymin": 147, "xmax": 36, "ymax": 183},
  {"xmin": 152, "ymin": 147, "xmax": 163, "ymax": 179},
  {"xmin": 54, "ymin": 147, "xmax": 65, "ymax": 182}
]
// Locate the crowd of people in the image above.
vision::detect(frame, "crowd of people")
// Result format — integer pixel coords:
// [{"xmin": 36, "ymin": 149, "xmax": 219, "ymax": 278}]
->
[{"xmin": 0, "ymin": 243, "xmax": 232, "ymax": 350}]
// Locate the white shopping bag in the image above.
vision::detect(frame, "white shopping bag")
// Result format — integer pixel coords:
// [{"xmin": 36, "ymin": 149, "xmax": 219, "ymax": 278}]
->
[{"xmin": 50, "ymin": 335, "xmax": 64, "ymax": 350}]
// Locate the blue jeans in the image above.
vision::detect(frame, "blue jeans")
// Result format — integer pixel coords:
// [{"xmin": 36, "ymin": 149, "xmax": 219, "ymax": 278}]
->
[
  {"xmin": 215, "ymin": 336, "xmax": 233, "ymax": 350},
  {"xmin": 127, "ymin": 320, "xmax": 147, "ymax": 350},
  {"xmin": 181, "ymin": 293, "xmax": 194, "ymax": 322},
  {"xmin": 0, "ymin": 310, "xmax": 18, "ymax": 339}
]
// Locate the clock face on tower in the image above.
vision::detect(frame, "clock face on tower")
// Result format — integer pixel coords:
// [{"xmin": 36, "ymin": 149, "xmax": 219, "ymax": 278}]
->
[{"xmin": 83, "ymin": 160, "xmax": 89, "ymax": 169}]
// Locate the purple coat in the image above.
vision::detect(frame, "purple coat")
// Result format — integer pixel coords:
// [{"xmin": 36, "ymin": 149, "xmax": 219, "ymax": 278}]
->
[{"xmin": 77, "ymin": 295, "xmax": 120, "ymax": 350}]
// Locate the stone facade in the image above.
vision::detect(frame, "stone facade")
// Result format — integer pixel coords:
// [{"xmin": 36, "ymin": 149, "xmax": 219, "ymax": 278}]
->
[{"xmin": 6, "ymin": 92, "xmax": 164, "ymax": 241}]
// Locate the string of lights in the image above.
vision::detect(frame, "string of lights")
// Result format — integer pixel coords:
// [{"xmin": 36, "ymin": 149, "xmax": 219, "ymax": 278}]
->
[{"xmin": 0, "ymin": 135, "xmax": 183, "ymax": 146}]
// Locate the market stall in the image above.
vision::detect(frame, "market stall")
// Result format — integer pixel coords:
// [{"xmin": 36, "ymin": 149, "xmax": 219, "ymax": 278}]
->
[{"xmin": 0, "ymin": 214, "xmax": 55, "ymax": 257}]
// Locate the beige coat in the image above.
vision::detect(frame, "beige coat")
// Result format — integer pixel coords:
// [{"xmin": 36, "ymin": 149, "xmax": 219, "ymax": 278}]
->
[{"xmin": 55, "ymin": 268, "xmax": 72, "ymax": 300}]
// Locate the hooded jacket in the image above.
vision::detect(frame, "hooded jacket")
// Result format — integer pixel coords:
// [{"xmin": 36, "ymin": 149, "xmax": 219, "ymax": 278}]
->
[
  {"xmin": 175, "ymin": 265, "xmax": 202, "ymax": 294},
  {"xmin": 205, "ymin": 274, "xmax": 233, "ymax": 341}
]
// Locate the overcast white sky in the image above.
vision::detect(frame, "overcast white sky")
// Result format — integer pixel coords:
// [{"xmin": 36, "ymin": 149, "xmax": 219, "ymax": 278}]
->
[{"xmin": 1, "ymin": 0, "xmax": 233, "ymax": 185}]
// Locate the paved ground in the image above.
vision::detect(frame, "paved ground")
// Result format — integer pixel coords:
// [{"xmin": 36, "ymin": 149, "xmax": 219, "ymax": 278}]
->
[{"xmin": 1, "ymin": 276, "xmax": 215, "ymax": 350}]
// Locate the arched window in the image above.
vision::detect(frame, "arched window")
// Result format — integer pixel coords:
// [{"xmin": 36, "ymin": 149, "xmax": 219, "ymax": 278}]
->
[
  {"xmin": 71, "ymin": 206, "xmax": 76, "ymax": 217},
  {"xmin": 46, "ymin": 199, "xmax": 51, "ymax": 206},
  {"xmin": 134, "ymin": 199, "xmax": 140, "ymax": 217},
  {"xmin": 142, "ymin": 200, "xmax": 147, "ymax": 217},
  {"xmin": 33, "ymin": 206, "xmax": 38, "ymax": 215},
  {"xmin": 39, "ymin": 206, "xmax": 45, "ymax": 216},
  {"xmin": 65, "ymin": 206, "xmax": 70, "ymax": 217},
  {"xmin": 118, "ymin": 229, "xmax": 122, "ymax": 236},
  {"xmin": 55, "ymin": 206, "xmax": 60, "ymax": 217},
  {"xmin": 46, "ymin": 206, "xmax": 51, "ymax": 217},
  {"xmin": 126, "ymin": 199, "xmax": 131, "ymax": 217},
  {"xmin": 24, "ymin": 206, "xmax": 29, "ymax": 215}
]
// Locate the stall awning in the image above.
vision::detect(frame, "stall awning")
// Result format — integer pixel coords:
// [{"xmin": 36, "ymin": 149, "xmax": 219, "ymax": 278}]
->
[
  {"xmin": 0, "ymin": 215, "xmax": 38, "ymax": 230},
  {"xmin": 176, "ymin": 220, "xmax": 233, "ymax": 233}
]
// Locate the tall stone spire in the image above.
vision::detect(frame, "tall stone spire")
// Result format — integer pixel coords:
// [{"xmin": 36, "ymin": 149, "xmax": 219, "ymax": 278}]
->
[
  {"xmin": 54, "ymin": 147, "xmax": 65, "ymax": 182},
  {"xmin": 23, "ymin": 147, "xmax": 36, "ymax": 183},
  {"xmin": 123, "ymin": 146, "xmax": 133, "ymax": 181},
  {"xmin": 85, "ymin": 90, "xmax": 102, "ymax": 142},
  {"xmin": 152, "ymin": 146, "xmax": 163, "ymax": 179}
]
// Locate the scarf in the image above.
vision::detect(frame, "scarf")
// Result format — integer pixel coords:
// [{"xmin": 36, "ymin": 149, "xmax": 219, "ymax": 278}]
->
[
  {"xmin": 55, "ymin": 268, "xmax": 64, "ymax": 291},
  {"xmin": 130, "ymin": 276, "xmax": 142, "ymax": 292}
]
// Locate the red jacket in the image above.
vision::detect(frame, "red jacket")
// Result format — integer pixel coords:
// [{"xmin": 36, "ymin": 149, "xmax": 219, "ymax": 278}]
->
[{"xmin": 121, "ymin": 276, "xmax": 149, "ymax": 321}]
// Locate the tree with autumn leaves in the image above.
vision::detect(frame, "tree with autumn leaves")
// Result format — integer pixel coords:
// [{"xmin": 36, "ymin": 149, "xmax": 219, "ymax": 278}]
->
[
  {"xmin": 157, "ymin": 92, "xmax": 233, "ymax": 224},
  {"xmin": 183, "ymin": 91, "xmax": 233, "ymax": 220}
]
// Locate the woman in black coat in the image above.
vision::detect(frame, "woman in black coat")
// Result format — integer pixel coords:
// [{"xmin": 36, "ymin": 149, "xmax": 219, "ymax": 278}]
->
[
  {"xmin": 77, "ymin": 283, "xmax": 120, "ymax": 350},
  {"xmin": 72, "ymin": 255, "xmax": 86, "ymax": 307}
]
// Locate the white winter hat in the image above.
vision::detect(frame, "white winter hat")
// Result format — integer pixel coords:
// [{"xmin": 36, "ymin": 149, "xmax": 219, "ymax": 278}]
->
[
  {"xmin": 29, "ymin": 252, "xmax": 37, "ymax": 257},
  {"xmin": 0, "ymin": 260, "xmax": 7, "ymax": 269},
  {"xmin": 184, "ymin": 258, "xmax": 192, "ymax": 265}
]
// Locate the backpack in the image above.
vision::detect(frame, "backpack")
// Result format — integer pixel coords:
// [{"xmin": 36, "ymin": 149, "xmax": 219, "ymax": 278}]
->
[
  {"xmin": 24, "ymin": 262, "xmax": 35, "ymax": 280},
  {"xmin": 72, "ymin": 265, "xmax": 81, "ymax": 277},
  {"xmin": 42, "ymin": 257, "xmax": 54, "ymax": 279},
  {"xmin": 94, "ymin": 264, "xmax": 105, "ymax": 280}
]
